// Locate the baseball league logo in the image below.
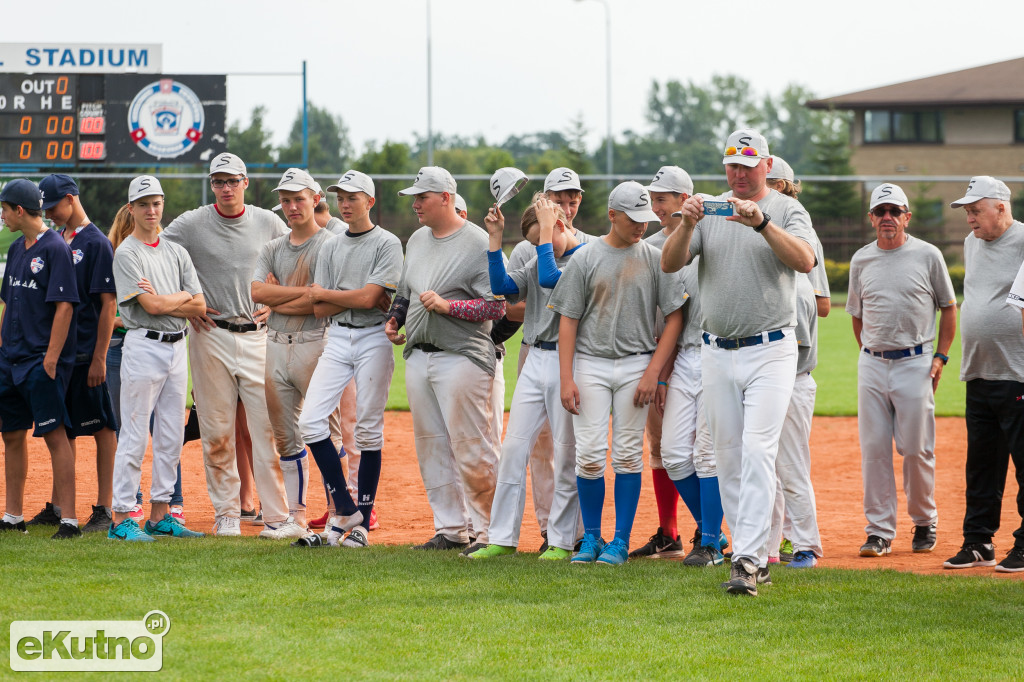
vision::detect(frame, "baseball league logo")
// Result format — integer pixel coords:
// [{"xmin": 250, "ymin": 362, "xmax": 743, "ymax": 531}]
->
[
  {"xmin": 878, "ymin": 185, "xmax": 894, "ymax": 198},
  {"xmin": 72, "ymin": 249, "xmax": 84, "ymax": 265},
  {"xmin": 30, "ymin": 257, "xmax": 44, "ymax": 274},
  {"xmin": 128, "ymin": 79, "xmax": 205, "ymax": 160}
]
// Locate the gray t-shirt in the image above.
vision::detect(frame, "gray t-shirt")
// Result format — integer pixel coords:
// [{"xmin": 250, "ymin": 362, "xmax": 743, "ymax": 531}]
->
[
  {"xmin": 397, "ymin": 222, "xmax": 500, "ymax": 376},
  {"xmin": 325, "ymin": 217, "xmax": 348, "ymax": 236},
  {"xmin": 509, "ymin": 239, "xmax": 534, "ymax": 272},
  {"xmin": 508, "ymin": 247, "xmax": 582, "ymax": 345},
  {"xmin": 677, "ymin": 258, "xmax": 702, "ymax": 350},
  {"xmin": 548, "ymin": 238, "xmax": 685, "ymax": 358},
  {"xmin": 962, "ymin": 221, "xmax": 1024, "ymax": 382},
  {"xmin": 315, "ymin": 225, "xmax": 404, "ymax": 328},
  {"xmin": 689, "ymin": 190, "xmax": 815, "ymax": 338},
  {"xmin": 794, "ymin": 238, "xmax": 828, "ymax": 374},
  {"xmin": 163, "ymin": 204, "xmax": 288, "ymax": 323},
  {"xmin": 253, "ymin": 228, "xmax": 336, "ymax": 333},
  {"xmin": 113, "ymin": 235, "xmax": 202, "ymax": 334},
  {"xmin": 846, "ymin": 234, "xmax": 957, "ymax": 351}
]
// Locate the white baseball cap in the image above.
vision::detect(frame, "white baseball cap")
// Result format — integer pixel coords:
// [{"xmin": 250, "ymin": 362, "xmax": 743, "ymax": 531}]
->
[
  {"xmin": 398, "ymin": 167, "xmax": 457, "ymax": 196},
  {"xmin": 327, "ymin": 170, "xmax": 375, "ymax": 199},
  {"xmin": 209, "ymin": 152, "xmax": 247, "ymax": 177},
  {"xmin": 723, "ymin": 129, "xmax": 770, "ymax": 168},
  {"xmin": 273, "ymin": 168, "xmax": 319, "ymax": 193},
  {"xmin": 490, "ymin": 167, "xmax": 529, "ymax": 207},
  {"xmin": 454, "ymin": 193, "xmax": 467, "ymax": 214},
  {"xmin": 767, "ymin": 156, "xmax": 795, "ymax": 182},
  {"xmin": 608, "ymin": 181, "xmax": 659, "ymax": 223},
  {"xmin": 950, "ymin": 176, "xmax": 1012, "ymax": 208},
  {"xmin": 128, "ymin": 175, "xmax": 164, "ymax": 202},
  {"xmin": 869, "ymin": 183, "xmax": 910, "ymax": 210},
  {"xmin": 648, "ymin": 166, "xmax": 693, "ymax": 195},
  {"xmin": 544, "ymin": 167, "xmax": 584, "ymax": 193}
]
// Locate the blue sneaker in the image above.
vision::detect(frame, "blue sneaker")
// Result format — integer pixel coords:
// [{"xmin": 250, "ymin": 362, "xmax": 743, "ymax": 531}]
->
[
  {"xmin": 787, "ymin": 550, "xmax": 818, "ymax": 569},
  {"xmin": 145, "ymin": 514, "xmax": 205, "ymax": 538},
  {"xmin": 596, "ymin": 537, "xmax": 629, "ymax": 566},
  {"xmin": 570, "ymin": 534, "xmax": 606, "ymax": 564},
  {"xmin": 108, "ymin": 518, "xmax": 156, "ymax": 542},
  {"xmin": 719, "ymin": 532, "xmax": 729, "ymax": 552}
]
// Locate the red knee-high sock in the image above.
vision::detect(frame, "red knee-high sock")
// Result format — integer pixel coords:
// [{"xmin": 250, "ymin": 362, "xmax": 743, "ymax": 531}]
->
[{"xmin": 651, "ymin": 467, "xmax": 680, "ymax": 539}]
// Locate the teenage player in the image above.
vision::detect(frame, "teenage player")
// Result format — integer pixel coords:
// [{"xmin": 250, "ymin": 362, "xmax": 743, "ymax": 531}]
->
[
  {"xmin": 385, "ymin": 166, "xmax": 504, "ymax": 555},
  {"xmin": 468, "ymin": 195, "xmax": 584, "ymax": 560},
  {"xmin": 0, "ymin": 179, "xmax": 80, "ymax": 539},
  {"xmin": 36, "ymin": 174, "xmax": 119, "ymax": 534},
  {"xmin": 108, "ymin": 176, "xmax": 206, "ymax": 540},
  {"xmin": 162, "ymin": 153, "xmax": 291, "ymax": 536},
  {"xmin": 297, "ymin": 169, "xmax": 402, "ymax": 548},
  {"xmin": 549, "ymin": 181, "xmax": 685, "ymax": 566}
]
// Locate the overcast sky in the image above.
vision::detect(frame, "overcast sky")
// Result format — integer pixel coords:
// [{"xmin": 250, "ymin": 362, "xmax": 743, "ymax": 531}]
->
[{"xmin": 7, "ymin": 0, "xmax": 1024, "ymax": 155}]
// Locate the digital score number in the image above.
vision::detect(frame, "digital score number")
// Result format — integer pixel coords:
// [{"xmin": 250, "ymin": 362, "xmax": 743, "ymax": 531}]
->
[{"xmin": 0, "ymin": 74, "xmax": 106, "ymax": 164}]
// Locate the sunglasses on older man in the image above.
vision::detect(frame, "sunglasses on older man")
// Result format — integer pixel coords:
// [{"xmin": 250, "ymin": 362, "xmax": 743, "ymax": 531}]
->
[{"xmin": 870, "ymin": 206, "xmax": 907, "ymax": 218}]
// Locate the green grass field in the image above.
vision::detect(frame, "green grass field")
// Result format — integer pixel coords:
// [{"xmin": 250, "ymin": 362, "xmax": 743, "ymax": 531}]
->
[{"xmin": 1, "ymin": 531, "xmax": 1022, "ymax": 679}]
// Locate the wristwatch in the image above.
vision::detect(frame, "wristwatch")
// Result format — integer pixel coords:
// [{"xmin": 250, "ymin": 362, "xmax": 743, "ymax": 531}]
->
[{"xmin": 754, "ymin": 213, "xmax": 771, "ymax": 232}]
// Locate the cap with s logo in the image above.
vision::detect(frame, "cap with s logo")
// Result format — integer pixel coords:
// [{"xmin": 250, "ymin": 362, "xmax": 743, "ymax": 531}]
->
[
  {"xmin": 608, "ymin": 181, "xmax": 659, "ymax": 223},
  {"xmin": 647, "ymin": 166, "xmax": 693, "ymax": 195},
  {"xmin": 327, "ymin": 170, "xmax": 375, "ymax": 199},
  {"xmin": 544, "ymin": 167, "xmax": 584, "ymax": 193},
  {"xmin": 454, "ymin": 193, "xmax": 467, "ymax": 214},
  {"xmin": 398, "ymin": 167, "xmax": 457, "ymax": 196},
  {"xmin": 273, "ymin": 168, "xmax": 319, "ymax": 193},
  {"xmin": 722, "ymin": 128, "xmax": 770, "ymax": 168},
  {"xmin": 869, "ymin": 182, "xmax": 910, "ymax": 210},
  {"xmin": 766, "ymin": 156, "xmax": 795, "ymax": 182},
  {"xmin": 0, "ymin": 178, "xmax": 44, "ymax": 210},
  {"xmin": 949, "ymin": 176, "xmax": 1012, "ymax": 208},
  {"xmin": 128, "ymin": 175, "xmax": 164, "ymax": 202},
  {"xmin": 208, "ymin": 152, "xmax": 247, "ymax": 177}
]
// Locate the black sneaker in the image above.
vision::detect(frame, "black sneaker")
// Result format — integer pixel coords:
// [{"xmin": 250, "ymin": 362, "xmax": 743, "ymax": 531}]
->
[
  {"xmin": 459, "ymin": 542, "xmax": 487, "ymax": 558},
  {"xmin": 912, "ymin": 524, "xmax": 937, "ymax": 553},
  {"xmin": 756, "ymin": 565, "xmax": 772, "ymax": 585},
  {"xmin": 943, "ymin": 542, "xmax": 996, "ymax": 569},
  {"xmin": 82, "ymin": 505, "xmax": 112, "ymax": 533},
  {"xmin": 0, "ymin": 518, "xmax": 27, "ymax": 533},
  {"xmin": 995, "ymin": 546, "xmax": 1024, "ymax": 573},
  {"xmin": 414, "ymin": 533, "xmax": 469, "ymax": 551},
  {"xmin": 538, "ymin": 531, "xmax": 548, "ymax": 553},
  {"xmin": 859, "ymin": 535, "xmax": 891, "ymax": 557},
  {"xmin": 27, "ymin": 502, "xmax": 61, "ymax": 526},
  {"xmin": 51, "ymin": 522, "xmax": 82, "ymax": 539},
  {"xmin": 723, "ymin": 557, "xmax": 758, "ymax": 596},
  {"xmin": 682, "ymin": 544, "xmax": 725, "ymax": 566},
  {"xmin": 628, "ymin": 527, "xmax": 683, "ymax": 559},
  {"xmin": 291, "ymin": 533, "xmax": 325, "ymax": 548}
]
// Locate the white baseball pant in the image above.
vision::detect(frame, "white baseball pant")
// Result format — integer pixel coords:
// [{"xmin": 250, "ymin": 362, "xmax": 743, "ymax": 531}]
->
[
  {"xmin": 773, "ymin": 371, "xmax": 822, "ymax": 556},
  {"xmin": 858, "ymin": 349, "xmax": 937, "ymax": 540},
  {"xmin": 518, "ymin": 343, "xmax": 554, "ymax": 536},
  {"xmin": 660, "ymin": 348, "xmax": 715, "ymax": 481},
  {"xmin": 111, "ymin": 329, "xmax": 188, "ymax": 512},
  {"xmin": 339, "ymin": 379, "xmax": 359, "ymax": 497},
  {"xmin": 702, "ymin": 332, "xmax": 797, "ymax": 566}
]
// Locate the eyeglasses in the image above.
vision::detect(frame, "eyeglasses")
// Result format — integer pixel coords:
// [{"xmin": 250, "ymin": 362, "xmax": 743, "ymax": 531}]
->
[
  {"xmin": 870, "ymin": 206, "xmax": 906, "ymax": 218},
  {"xmin": 211, "ymin": 178, "xmax": 243, "ymax": 189},
  {"xmin": 724, "ymin": 146, "xmax": 760, "ymax": 157}
]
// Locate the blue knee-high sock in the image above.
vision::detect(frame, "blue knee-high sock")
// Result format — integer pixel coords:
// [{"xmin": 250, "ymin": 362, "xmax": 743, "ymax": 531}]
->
[
  {"xmin": 698, "ymin": 476, "xmax": 724, "ymax": 548},
  {"xmin": 576, "ymin": 476, "xmax": 605, "ymax": 539},
  {"xmin": 672, "ymin": 473, "xmax": 702, "ymax": 529},
  {"xmin": 307, "ymin": 438, "xmax": 357, "ymax": 516},
  {"xmin": 613, "ymin": 472, "xmax": 643, "ymax": 546},
  {"xmin": 357, "ymin": 449, "xmax": 382, "ymax": 527}
]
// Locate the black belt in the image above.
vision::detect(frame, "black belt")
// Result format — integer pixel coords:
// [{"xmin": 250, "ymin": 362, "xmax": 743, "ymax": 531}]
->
[
  {"xmin": 145, "ymin": 329, "xmax": 186, "ymax": 343},
  {"xmin": 214, "ymin": 319, "xmax": 260, "ymax": 333},
  {"xmin": 534, "ymin": 341, "xmax": 557, "ymax": 351},
  {"xmin": 703, "ymin": 329, "xmax": 785, "ymax": 350},
  {"xmin": 413, "ymin": 343, "xmax": 444, "ymax": 353},
  {"xmin": 335, "ymin": 320, "xmax": 384, "ymax": 329},
  {"xmin": 863, "ymin": 344, "xmax": 924, "ymax": 360},
  {"xmin": 75, "ymin": 353, "xmax": 91, "ymax": 363}
]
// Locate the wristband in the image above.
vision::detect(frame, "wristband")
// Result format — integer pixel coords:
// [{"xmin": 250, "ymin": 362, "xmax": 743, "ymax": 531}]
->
[
  {"xmin": 657, "ymin": 381, "xmax": 668, "ymax": 387},
  {"xmin": 754, "ymin": 213, "xmax": 771, "ymax": 233},
  {"xmin": 933, "ymin": 352, "xmax": 949, "ymax": 365}
]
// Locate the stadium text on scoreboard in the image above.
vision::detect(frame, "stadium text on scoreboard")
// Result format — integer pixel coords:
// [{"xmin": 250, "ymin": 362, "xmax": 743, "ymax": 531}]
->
[{"xmin": 0, "ymin": 44, "xmax": 162, "ymax": 74}]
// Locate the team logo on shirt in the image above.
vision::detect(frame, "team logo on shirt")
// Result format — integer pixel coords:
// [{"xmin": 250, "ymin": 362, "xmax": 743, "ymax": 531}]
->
[
  {"xmin": 30, "ymin": 257, "xmax": 44, "ymax": 274},
  {"xmin": 128, "ymin": 79, "xmax": 205, "ymax": 159},
  {"xmin": 72, "ymin": 249, "xmax": 84, "ymax": 265}
]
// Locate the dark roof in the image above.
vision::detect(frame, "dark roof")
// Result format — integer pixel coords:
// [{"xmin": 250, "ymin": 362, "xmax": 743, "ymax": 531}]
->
[{"xmin": 806, "ymin": 57, "xmax": 1024, "ymax": 109}]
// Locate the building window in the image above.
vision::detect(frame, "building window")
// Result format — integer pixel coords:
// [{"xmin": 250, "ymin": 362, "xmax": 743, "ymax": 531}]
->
[
  {"xmin": 1016, "ymin": 110, "xmax": 1024, "ymax": 142},
  {"xmin": 864, "ymin": 110, "xmax": 943, "ymax": 143}
]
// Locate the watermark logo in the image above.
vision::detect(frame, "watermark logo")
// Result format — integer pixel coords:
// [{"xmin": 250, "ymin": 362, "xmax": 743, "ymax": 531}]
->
[{"xmin": 10, "ymin": 610, "xmax": 169, "ymax": 672}]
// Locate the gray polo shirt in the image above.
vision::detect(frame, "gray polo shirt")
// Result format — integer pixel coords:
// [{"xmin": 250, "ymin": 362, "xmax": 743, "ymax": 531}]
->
[
  {"xmin": 113, "ymin": 236, "xmax": 202, "ymax": 334},
  {"xmin": 253, "ymin": 228, "xmax": 336, "ymax": 333},
  {"xmin": 315, "ymin": 226, "xmax": 404, "ymax": 328}
]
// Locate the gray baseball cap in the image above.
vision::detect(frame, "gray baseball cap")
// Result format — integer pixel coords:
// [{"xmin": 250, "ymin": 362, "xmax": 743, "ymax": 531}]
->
[
  {"xmin": 544, "ymin": 167, "xmax": 584, "ymax": 193},
  {"xmin": 328, "ymin": 170, "xmax": 375, "ymax": 199},
  {"xmin": 950, "ymin": 176, "xmax": 1012, "ymax": 208},
  {"xmin": 398, "ymin": 167, "xmax": 457, "ymax": 196},
  {"xmin": 723, "ymin": 129, "xmax": 770, "ymax": 168},
  {"xmin": 647, "ymin": 166, "xmax": 693, "ymax": 195},
  {"xmin": 128, "ymin": 175, "xmax": 164, "ymax": 202},
  {"xmin": 454, "ymin": 193, "xmax": 467, "ymax": 214},
  {"xmin": 273, "ymin": 168, "xmax": 319, "ymax": 193},
  {"xmin": 869, "ymin": 183, "xmax": 910, "ymax": 210},
  {"xmin": 608, "ymin": 181, "xmax": 659, "ymax": 223},
  {"xmin": 767, "ymin": 156, "xmax": 795, "ymax": 182},
  {"xmin": 209, "ymin": 152, "xmax": 247, "ymax": 177}
]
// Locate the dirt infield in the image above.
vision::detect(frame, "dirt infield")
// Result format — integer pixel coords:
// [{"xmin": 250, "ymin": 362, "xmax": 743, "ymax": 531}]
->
[{"xmin": 5, "ymin": 414, "xmax": 1021, "ymax": 578}]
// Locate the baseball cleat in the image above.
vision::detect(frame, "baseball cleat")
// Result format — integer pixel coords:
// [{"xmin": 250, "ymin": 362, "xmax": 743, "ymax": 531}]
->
[
  {"xmin": 859, "ymin": 535, "xmax": 891, "ymax": 557},
  {"xmin": 911, "ymin": 524, "xmax": 937, "ymax": 553},
  {"xmin": 82, "ymin": 505, "xmax": 113, "ymax": 533},
  {"xmin": 145, "ymin": 514, "xmax": 205, "ymax": 538},
  {"xmin": 308, "ymin": 511, "xmax": 329, "ymax": 530},
  {"xmin": 723, "ymin": 557, "xmax": 758, "ymax": 596},
  {"xmin": 342, "ymin": 527, "xmax": 370, "ymax": 548},
  {"xmin": 628, "ymin": 527, "xmax": 683, "ymax": 559},
  {"xmin": 570, "ymin": 534, "xmax": 606, "ymax": 564},
  {"xmin": 109, "ymin": 518, "xmax": 156, "ymax": 542},
  {"xmin": 682, "ymin": 544, "xmax": 725, "ymax": 567},
  {"xmin": 413, "ymin": 533, "xmax": 469, "ymax": 551},
  {"xmin": 596, "ymin": 538, "xmax": 630, "ymax": 566},
  {"xmin": 995, "ymin": 547, "xmax": 1024, "ymax": 573},
  {"xmin": 779, "ymin": 538, "xmax": 794, "ymax": 563},
  {"xmin": 465, "ymin": 544, "xmax": 516, "ymax": 560},
  {"xmin": 943, "ymin": 542, "xmax": 996, "ymax": 569},
  {"xmin": 538, "ymin": 546, "xmax": 572, "ymax": 561},
  {"xmin": 787, "ymin": 551, "xmax": 818, "ymax": 569},
  {"xmin": 459, "ymin": 542, "xmax": 488, "ymax": 558},
  {"xmin": 259, "ymin": 518, "xmax": 308, "ymax": 540},
  {"xmin": 213, "ymin": 516, "xmax": 242, "ymax": 537},
  {"xmin": 27, "ymin": 502, "xmax": 61, "ymax": 526},
  {"xmin": 368, "ymin": 508, "xmax": 379, "ymax": 531}
]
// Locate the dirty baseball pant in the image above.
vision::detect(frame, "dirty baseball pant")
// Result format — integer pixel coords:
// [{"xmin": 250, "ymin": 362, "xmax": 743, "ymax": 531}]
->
[
  {"xmin": 518, "ymin": 343, "xmax": 554, "ymax": 537},
  {"xmin": 773, "ymin": 370, "xmax": 822, "ymax": 557},
  {"xmin": 406, "ymin": 349, "xmax": 497, "ymax": 544},
  {"xmin": 858, "ymin": 349, "xmax": 937, "ymax": 541},
  {"xmin": 190, "ymin": 325, "xmax": 288, "ymax": 525}
]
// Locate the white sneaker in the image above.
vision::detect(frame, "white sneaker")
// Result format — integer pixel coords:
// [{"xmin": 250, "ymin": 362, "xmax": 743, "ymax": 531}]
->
[
  {"xmin": 342, "ymin": 527, "xmax": 369, "ymax": 548},
  {"xmin": 214, "ymin": 516, "xmax": 241, "ymax": 536},
  {"xmin": 325, "ymin": 512, "xmax": 364, "ymax": 546},
  {"xmin": 259, "ymin": 517, "xmax": 308, "ymax": 540}
]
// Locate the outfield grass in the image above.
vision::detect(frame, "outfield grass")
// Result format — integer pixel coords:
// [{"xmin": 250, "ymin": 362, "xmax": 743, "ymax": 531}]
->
[{"xmin": 1, "ymin": 531, "xmax": 1021, "ymax": 679}]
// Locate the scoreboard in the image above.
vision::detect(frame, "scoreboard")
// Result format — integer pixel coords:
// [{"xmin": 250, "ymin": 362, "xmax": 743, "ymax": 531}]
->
[{"xmin": 0, "ymin": 73, "xmax": 226, "ymax": 167}]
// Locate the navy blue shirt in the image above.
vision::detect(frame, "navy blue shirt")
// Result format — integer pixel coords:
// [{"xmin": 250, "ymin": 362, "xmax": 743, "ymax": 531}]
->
[
  {"xmin": 64, "ymin": 223, "xmax": 116, "ymax": 362},
  {"xmin": 1, "ymin": 228, "xmax": 79, "ymax": 380}
]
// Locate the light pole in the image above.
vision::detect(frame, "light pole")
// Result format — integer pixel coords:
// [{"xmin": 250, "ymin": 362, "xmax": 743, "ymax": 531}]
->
[
  {"xmin": 426, "ymin": 0, "xmax": 434, "ymax": 166},
  {"xmin": 575, "ymin": 0, "xmax": 612, "ymax": 182}
]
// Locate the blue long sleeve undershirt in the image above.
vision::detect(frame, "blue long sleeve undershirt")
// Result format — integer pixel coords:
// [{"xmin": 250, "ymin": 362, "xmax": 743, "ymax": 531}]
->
[{"xmin": 487, "ymin": 250, "xmax": 519, "ymax": 296}]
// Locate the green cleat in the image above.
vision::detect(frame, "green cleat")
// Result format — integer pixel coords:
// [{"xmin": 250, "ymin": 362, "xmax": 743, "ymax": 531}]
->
[
  {"xmin": 538, "ymin": 546, "xmax": 572, "ymax": 561},
  {"xmin": 145, "ymin": 514, "xmax": 205, "ymax": 538},
  {"xmin": 466, "ymin": 544, "xmax": 516, "ymax": 560},
  {"xmin": 109, "ymin": 518, "xmax": 156, "ymax": 542}
]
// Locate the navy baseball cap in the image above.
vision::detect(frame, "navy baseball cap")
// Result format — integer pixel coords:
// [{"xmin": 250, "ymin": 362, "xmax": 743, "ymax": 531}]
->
[
  {"xmin": 38, "ymin": 174, "xmax": 80, "ymax": 210},
  {"xmin": 0, "ymin": 179, "xmax": 44, "ymax": 210}
]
